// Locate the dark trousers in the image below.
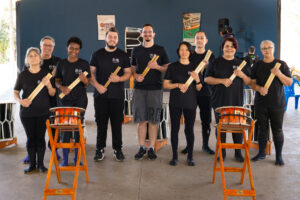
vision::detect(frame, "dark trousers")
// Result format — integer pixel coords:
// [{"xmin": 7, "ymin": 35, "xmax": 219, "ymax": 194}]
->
[
  {"xmin": 214, "ymin": 111, "xmax": 243, "ymax": 144},
  {"xmin": 197, "ymin": 95, "xmax": 212, "ymax": 146},
  {"xmin": 255, "ymin": 106, "xmax": 284, "ymax": 144},
  {"xmin": 21, "ymin": 115, "xmax": 48, "ymax": 165},
  {"xmin": 170, "ymin": 106, "xmax": 196, "ymax": 160},
  {"xmin": 94, "ymin": 98, "xmax": 124, "ymax": 151}
]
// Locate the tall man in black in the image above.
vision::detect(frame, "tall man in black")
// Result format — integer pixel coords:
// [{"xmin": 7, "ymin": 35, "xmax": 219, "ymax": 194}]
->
[
  {"xmin": 182, "ymin": 31, "xmax": 215, "ymax": 155},
  {"xmin": 90, "ymin": 27, "xmax": 131, "ymax": 162},
  {"xmin": 131, "ymin": 24, "xmax": 170, "ymax": 160}
]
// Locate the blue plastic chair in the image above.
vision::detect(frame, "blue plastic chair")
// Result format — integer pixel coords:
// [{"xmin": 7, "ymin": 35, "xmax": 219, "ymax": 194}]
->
[{"xmin": 284, "ymin": 77, "xmax": 300, "ymax": 110}]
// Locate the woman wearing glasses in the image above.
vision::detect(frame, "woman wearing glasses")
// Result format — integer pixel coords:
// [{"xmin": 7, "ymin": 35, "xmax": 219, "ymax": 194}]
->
[{"xmin": 250, "ymin": 40, "xmax": 292, "ymax": 166}]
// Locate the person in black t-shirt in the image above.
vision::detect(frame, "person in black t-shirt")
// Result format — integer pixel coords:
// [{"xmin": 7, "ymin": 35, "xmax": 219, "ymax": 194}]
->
[
  {"xmin": 131, "ymin": 24, "xmax": 170, "ymax": 160},
  {"xmin": 244, "ymin": 46, "xmax": 259, "ymax": 77},
  {"xmin": 90, "ymin": 27, "xmax": 131, "ymax": 162},
  {"xmin": 181, "ymin": 31, "xmax": 216, "ymax": 155},
  {"xmin": 14, "ymin": 47, "xmax": 56, "ymax": 174},
  {"xmin": 250, "ymin": 40, "xmax": 292, "ymax": 166},
  {"xmin": 55, "ymin": 37, "xmax": 91, "ymax": 166},
  {"xmin": 164, "ymin": 41, "xmax": 202, "ymax": 166},
  {"xmin": 22, "ymin": 36, "xmax": 62, "ymax": 164},
  {"xmin": 205, "ymin": 37, "xmax": 251, "ymax": 162}
]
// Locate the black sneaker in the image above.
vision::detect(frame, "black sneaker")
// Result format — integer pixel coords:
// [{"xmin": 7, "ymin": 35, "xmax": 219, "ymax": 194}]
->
[
  {"xmin": 134, "ymin": 147, "xmax": 147, "ymax": 160},
  {"xmin": 94, "ymin": 149, "xmax": 105, "ymax": 161},
  {"xmin": 147, "ymin": 148, "xmax": 157, "ymax": 160},
  {"xmin": 114, "ymin": 150, "xmax": 125, "ymax": 162}
]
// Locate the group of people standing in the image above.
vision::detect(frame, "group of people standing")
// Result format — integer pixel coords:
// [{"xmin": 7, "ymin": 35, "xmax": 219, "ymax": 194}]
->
[{"xmin": 14, "ymin": 23, "xmax": 292, "ymax": 174}]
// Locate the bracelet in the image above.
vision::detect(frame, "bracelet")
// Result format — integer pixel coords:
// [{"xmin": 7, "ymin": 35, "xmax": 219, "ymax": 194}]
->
[{"xmin": 196, "ymin": 81, "xmax": 201, "ymax": 85}]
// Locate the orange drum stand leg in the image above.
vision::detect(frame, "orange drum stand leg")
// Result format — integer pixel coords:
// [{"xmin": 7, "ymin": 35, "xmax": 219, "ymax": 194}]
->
[
  {"xmin": 43, "ymin": 120, "xmax": 89, "ymax": 200},
  {"xmin": 212, "ymin": 120, "xmax": 256, "ymax": 200}
]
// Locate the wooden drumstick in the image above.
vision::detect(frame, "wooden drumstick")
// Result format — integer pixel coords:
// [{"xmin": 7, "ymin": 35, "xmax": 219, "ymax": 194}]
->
[
  {"xmin": 291, "ymin": 67, "xmax": 300, "ymax": 75},
  {"xmin": 104, "ymin": 66, "xmax": 121, "ymax": 88},
  {"xmin": 229, "ymin": 60, "xmax": 247, "ymax": 81},
  {"xmin": 28, "ymin": 73, "xmax": 52, "ymax": 101},
  {"xmin": 184, "ymin": 50, "xmax": 212, "ymax": 87},
  {"xmin": 141, "ymin": 55, "xmax": 159, "ymax": 78},
  {"xmin": 59, "ymin": 71, "xmax": 89, "ymax": 99},
  {"xmin": 264, "ymin": 63, "xmax": 281, "ymax": 89}
]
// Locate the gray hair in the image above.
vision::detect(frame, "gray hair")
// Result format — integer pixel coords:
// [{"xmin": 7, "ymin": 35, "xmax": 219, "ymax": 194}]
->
[
  {"xmin": 40, "ymin": 35, "xmax": 55, "ymax": 46},
  {"xmin": 260, "ymin": 40, "xmax": 275, "ymax": 49},
  {"xmin": 24, "ymin": 47, "xmax": 43, "ymax": 67}
]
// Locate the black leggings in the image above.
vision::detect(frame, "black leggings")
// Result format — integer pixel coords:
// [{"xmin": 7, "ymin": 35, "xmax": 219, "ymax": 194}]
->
[
  {"xmin": 170, "ymin": 106, "xmax": 196, "ymax": 160},
  {"xmin": 255, "ymin": 106, "xmax": 284, "ymax": 144},
  {"xmin": 21, "ymin": 115, "xmax": 48, "ymax": 151}
]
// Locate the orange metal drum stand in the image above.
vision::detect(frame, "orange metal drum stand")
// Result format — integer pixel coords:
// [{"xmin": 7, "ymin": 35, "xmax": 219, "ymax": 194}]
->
[
  {"xmin": 43, "ymin": 119, "xmax": 89, "ymax": 200},
  {"xmin": 212, "ymin": 120, "xmax": 256, "ymax": 200}
]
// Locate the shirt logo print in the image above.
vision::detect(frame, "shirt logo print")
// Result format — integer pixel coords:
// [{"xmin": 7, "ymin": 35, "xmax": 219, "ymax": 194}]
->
[
  {"xmin": 112, "ymin": 58, "xmax": 119, "ymax": 64},
  {"xmin": 37, "ymin": 80, "xmax": 41, "ymax": 85},
  {"xmin": 75, "ymin": 68, "xmax": 83, "ymax": 75},
  {"xmin": 150, "ymin": 54, "xmax": 155, "ymax": 59},
  {"xmin": 49, "ymin": 65, "xmax": 55, "ymax": 70}
]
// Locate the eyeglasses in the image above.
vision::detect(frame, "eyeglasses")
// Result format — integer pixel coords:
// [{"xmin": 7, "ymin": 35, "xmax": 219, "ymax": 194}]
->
[
  {"xmin": 261, "ymin": 47, "xmax": 273, "ymax": 51},
  {"xmin": 43, "ymin": 44, "xmax": 54, "ymax": 48}
]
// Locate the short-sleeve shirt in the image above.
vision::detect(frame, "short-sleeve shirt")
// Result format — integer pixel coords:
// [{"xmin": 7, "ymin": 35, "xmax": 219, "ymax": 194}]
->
[
  {"xmin": 90, "ymin": 48, "xmax": 130, "ymax": 99},
  {"xmin": 131, "ymin": 44, "xmax": 169, "ymax": 90},
  {"xmin": 205, "ymin": 57, "xmax": 249, "ymax": 109},
  {"xmin": 14, "ymin": 68, "xmax": 53, "ymax": 117},
  {"xmin": 250, "ymin": 59, "xmax": 291, "ymax": 108},
  {"xmin": 190, "ymin": 51, "xmax": 215, "ymax": 96},
  {"xmin": 55, "ymin": 58, "xmax": 91, "ymax": 102},
  {"xmin": 41, "ymin": 56, "xmax": 61, "ymax": 107},
  {"xmin": 164, "ymin": 61, "xmax": 197, "ymax": 109}
]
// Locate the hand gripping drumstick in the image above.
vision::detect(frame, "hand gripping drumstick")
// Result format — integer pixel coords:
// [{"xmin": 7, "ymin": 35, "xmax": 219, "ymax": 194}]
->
[
  {"xmin": 141, "ymin": 55, "xmax": 159, "ymax": 78},
  {"xmin": 104, "ymin": 66, "xmax": 121, "ymax": 88},
  {"xmin": 229, "ymin": 60, "xmax": 247, "ymax": 81},
  {"xmin": 264, "ymin": 63, "xmax": 281, "ymax": 89},
  {"xmin": 184, "ymin": 50, "xmax": 212, "ymax": 87},
  {"xmin": 59, "ymin": 71, "xmax": 89, "ymax": 99},
  {"xmin": 28, "ymin": 73, "xmax": 52, "ymax": 101}
]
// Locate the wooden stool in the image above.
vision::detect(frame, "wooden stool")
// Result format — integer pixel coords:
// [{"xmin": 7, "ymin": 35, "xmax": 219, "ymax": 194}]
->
[
  {"xmin": 212, "ymin": 120, "xmax": 256, "ymax": 200},
  {"xmin": 43, "ymin": 119, "xmax": 89, "ymax": 200}
]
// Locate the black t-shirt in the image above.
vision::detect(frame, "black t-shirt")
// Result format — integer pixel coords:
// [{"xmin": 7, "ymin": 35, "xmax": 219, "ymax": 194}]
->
[
  {"xmin": 131, "ymin": 44, "xmax": 169, "ymax": 90},
  {"xmin": 41, "ymin": 56, "xmax": 61, "ymax": 73},
  {"xmin": 90, "ymin": 48, "xmax": 130, "ymax": 99},
  {"xmin": 55, "ymin": 58, "xmax": 91, "ymax": 102},
  {"xmin": 205, "ymin": 57, "xmax": 249, "ymax": 109},
  {"xmin": 190, "ymin": 51, "xmax": 215, "ymax": 96},
  {"xmin": 14, "ymin": 68, "xmax": 53, "ymax": 117},
  {"xmin": 250, "ymin": 59, "xmax": 291, "ymax": 108},
  {"xmin": 41, "ymin": 56, "xmax": 61, "ymax": 107},
  {"xmin": 164, "ymin": 61, "xmax": 197, "ymax": 109}
]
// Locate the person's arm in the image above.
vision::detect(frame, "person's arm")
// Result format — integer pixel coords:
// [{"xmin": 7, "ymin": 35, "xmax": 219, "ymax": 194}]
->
[
  {"xmin": 131, "ymin": 65, "xmax": 144, "ymax": 82},
  {"xmin": 42, "ymin": 75, "xmax": 56, "ymax": 96},
  {"xmin": 272, "ymin": 67, "xmax": 293, "ymax": 86},
  {"xmin": 55, "ymin": 78, "xmax": 71, "ymax": 96},
  {"xmin": 79, "ymin": 73, "xmax": 90, "ymax": 86},
  {"xmin": 190, "ymin": 71, "xmax": 202, "ymax": 91},
  {"xmin": 109, "ymin": 68, "xmax": 131, "ymax": 82},
  {"xmin": 163, "ymin": 80, "xmax": 179, "ymax": 90},
  {"xmin": 234, "ymin": 69, "xmax": 251, "ymax": 85},
  {"xmin": 148, "ymin": 62, "xmax": 169, "ymax": 73},
  {"xmin": 250, "ymin": 79, "xmax": 268, "ymax": 96},
  {"xmin": 14, "ymin": 90, "xmax": 32, "ymax": 107},
  {"xmin": 205, "ymin": 76, "xmax": 232, "ymax": 87},
  {"xmin": 90, "ymin": 65, "xmax": 107, "ymax": 94}
]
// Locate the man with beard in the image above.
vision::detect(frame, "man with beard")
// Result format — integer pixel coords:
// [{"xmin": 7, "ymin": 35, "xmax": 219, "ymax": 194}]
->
[
  {"xmin": 22, "ymin": 36, "xmax": 62, "ymax": 164},
  {"xmin": 181, "ymin": 31, "xmax": 215, "ymax": 155},
  {"xmin": 131, "ymin": 24, "xmax": 170, "ymax": 160},
  {"xmin": 90, "ymin": 27, "xmax": 131, "ymax": 161}
]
